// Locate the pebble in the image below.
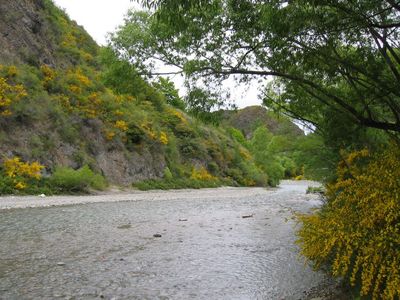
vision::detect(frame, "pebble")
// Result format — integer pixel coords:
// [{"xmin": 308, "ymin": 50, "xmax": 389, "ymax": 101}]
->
[
  {"xmin": 56, "ymin": 262, "xmax": 66, "ymax": 266},
  {"xmin": 117, "ymin": 224, "xmax": 131, "ymax": 229},
  {"xmin": 242, "ymin": 214, "xmax": 253, "ymax": 218},
  {"xmin": 153, "ymin": 234, "xmax": 162, "ymax": 238}
]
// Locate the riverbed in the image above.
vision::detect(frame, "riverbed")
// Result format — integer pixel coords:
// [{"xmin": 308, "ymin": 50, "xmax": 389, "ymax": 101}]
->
[{"xmin": 0, "ymin": 181, "xmax": 342, "ymax": 299}]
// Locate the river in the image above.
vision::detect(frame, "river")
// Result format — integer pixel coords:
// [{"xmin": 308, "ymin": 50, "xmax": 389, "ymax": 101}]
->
[{"xmin": 0, "ymin": 181, "xmax": 343, "ymax": 299}]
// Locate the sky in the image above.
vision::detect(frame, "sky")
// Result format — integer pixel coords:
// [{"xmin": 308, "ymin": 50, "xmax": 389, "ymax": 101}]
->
[{"xmin": 52, "ymin": 0, "xmax": 262, "ymax": 108}]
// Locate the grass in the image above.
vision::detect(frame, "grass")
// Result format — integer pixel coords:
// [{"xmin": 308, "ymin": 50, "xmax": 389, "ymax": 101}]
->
[{"xmin": 306, "ymin": 186, "xmax": 325, "ymax": 194}]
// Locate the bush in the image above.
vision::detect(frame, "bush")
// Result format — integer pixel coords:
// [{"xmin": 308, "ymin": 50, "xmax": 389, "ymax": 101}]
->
[
  {"xmin": 264, "ymin": 159, "xmax": 284, "ymax": 187},
  {"xmin": 49, "ymin": 165, "xmax": 106, "ymax": 193},
  {"xmin": 163, "ymin": 167, "xmax": 173, "ymax": 180},
  {"xmin": 297, "ymin": 145, "xmax": 400, "ymax": 299},
  {"xmin": 0, "ymin": 174, "xmax": 16, "ymax": 194},
  {"xmin": 0, "ymin": 157, "xmax": 45, "ymax": 194},
  {"xmin": 133, "ymin": 177, "xmax": 224, "ymax": 190}
]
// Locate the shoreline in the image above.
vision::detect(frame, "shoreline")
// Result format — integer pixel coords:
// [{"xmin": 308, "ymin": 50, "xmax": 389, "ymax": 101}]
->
[{"xmin": 0, "ymin": 186, "xmax": 273, "ymax": 210}]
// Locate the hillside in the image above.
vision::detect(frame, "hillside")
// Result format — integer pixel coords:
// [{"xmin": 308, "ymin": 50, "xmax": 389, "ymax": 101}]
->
[
  {"xmin": 222, "ymin": 106, "xmax": 304, "ymax": 138},
  {"xmin": 0, "ymin": 0, "xmax": 98, "ymax": 67},
  {"xmin": 0, "ymin": 0, "xmax": 270, "ymax": 193}
]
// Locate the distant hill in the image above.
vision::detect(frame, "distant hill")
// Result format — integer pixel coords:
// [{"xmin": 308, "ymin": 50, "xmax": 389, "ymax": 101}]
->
[{"xmin": 222, "ymin": 106, "xmax": 304, "ymax": 138}]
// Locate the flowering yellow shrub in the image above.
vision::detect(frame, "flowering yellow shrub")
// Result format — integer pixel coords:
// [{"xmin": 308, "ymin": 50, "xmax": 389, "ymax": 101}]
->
[
  {"xmin": 140, "ymin": 122, "xmax": 157, "ymax": 140},
  {"xmin": 40, "ymin": 65, "xmax": 56, "ymax": 87},
  {"xmin": 297, "ymin": 145, "xmax": 400, "ymax": 299},
  {"xmin": 15, "ymin": 181, "xmax": 27, "ymax": 190},
  {"xmin": 75, "ymin": 72, "xmax": 91, "ymax": 87},
  {"xmin": 56, "ymin": 95, "xmax": 72, "ymax": 111},
  {"xmin": 7, "ymin": 66, "xmax": 18, "ymax": 77},
  {"xmin": 243, "ymin": 178, "xmax": 256, "ymax": 186},
  {"xmin": 80, "ymin": 107, "xmax": 97, "ymax": 118},
  {"xmin": 67, "ymin": 68, "xmax": 92, "ymax": 87},
  {"xmin": 191, "ymin": 167, "xmax": 215, "ymax": 181},
  {"xmin": 68, "ymin": 84, "xmax": 82, "ymax": 94},
  {"xmin": 159, "ymin": 131, "xmax": 168, "ymax": 145},
  {"xmin": 113, "ymin": 110, "xmax": 124, "ymax": 117},
  {"xmin": 239, "ymin": 148, "xmax": 252, "ymax": 160},
  {"xmin": 62, "ymin": 32, "xmax": 77, "ymax": 48},
  {"xmin": 4, "ymin": 157, "xmax": 44, "ymax": 179},
  {"xmin": 166, "ymin": 108, "xmax": 188, "ymax": 124},
  {"xmin": 0, "ymin": 77, "xmax": 27, "ymax": 116},
  {"xmin": 3, "ymin": 157, "xmax": 44, "ymax": 189},
  {"xmin": 114, "ymin": 120, "xmax": 128, "ymax": 131},
  {"xmin": 105, "ymin": 130, "xmax": 116, "ymax": 141}
]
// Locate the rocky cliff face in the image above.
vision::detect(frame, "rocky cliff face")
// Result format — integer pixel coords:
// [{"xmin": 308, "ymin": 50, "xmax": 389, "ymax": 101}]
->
[
  {"xmin": 1, "ymin": 0, "xmax": 57, "ymax": 65},
  {"xmin": 0, "ymin": 116, "xmax": 165, "ymax": 185},
  {"xmin": 0, "ymin": 0, "xmax": 97, "ymax": 67}
]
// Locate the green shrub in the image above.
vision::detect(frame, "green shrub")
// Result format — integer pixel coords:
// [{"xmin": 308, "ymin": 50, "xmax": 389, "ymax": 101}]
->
[
  {"xmin": 163, "ymin": 167, "xmax": 173, "ymax": 180},
  {"xmin": 49, "ymin": 165, "xmax": 106, "ymax": 193},
  {"xmin": 0, "ymin": 174, "xmax": 15, "ymax": 195},
  {"xmin": 207, "ymin": 161, "xmax": 220, "ymax": 175},
  {"xmin": 133, "ymin": 177, "xmax": 225, "ymax": 190},
  {"xmin": 265, "ymin": 160, "xmax": 285, "ymax": 187},
  {"xmin": 227, "ymin": 127, "xmax": 247, "ymax": 147},
  {"xmin": 306, "ymin": 186, "xmax": 325, "ymax": 195},
  {"xmin": 280, "ymin": 156, "xmax": 298, "ymax": 178}
]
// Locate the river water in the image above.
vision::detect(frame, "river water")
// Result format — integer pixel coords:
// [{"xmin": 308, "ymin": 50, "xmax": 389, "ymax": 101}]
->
[{"xmin": 0, "ymin": 181, "xmax": 341, "ymax": 299}]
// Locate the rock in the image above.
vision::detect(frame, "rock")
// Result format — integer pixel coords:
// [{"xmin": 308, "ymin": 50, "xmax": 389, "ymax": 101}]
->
[
  {"xmin": 242, "ymin": 214, "xmax": 253, "ymax": 218},
  {"xmin": 153, "ymin": 234, "xmax": 162, "ymax": 238},
  {"xmin": 38, "ymin": 193, "xmax": 46, "ymax": 197},
  {"xmin": 117, "ymin": 224, "xmax": 131, "ymax": 229},
  {"xmin": 178, "ymin": 218, "xmax": 188, "ymax": 221},
  {"xmin": 56, "ymin": 262, "xmax": 66, "ymax": 266}
]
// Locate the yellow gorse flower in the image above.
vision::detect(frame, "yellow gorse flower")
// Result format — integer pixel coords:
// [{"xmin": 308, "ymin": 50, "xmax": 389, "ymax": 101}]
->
[
  {"xmin": 297, "ymin": 145, "xmax": 400, "ymax": 299},
  {"xmin": 114, "ymin": 120, "xmax": 129, "ymax": 131},
  {"xmin": 0, "ymin": 76, "xmax": 27, "ymax": 116},
  {"xmin": 3, "ymin": 157, "xmax": 44, "ymax": 180},
  {"xmin": 190, "ymin": 167, "xmax": 215, "ymax": 181},
  {"xmin": 159, "ymin": 131, "xmax": 168, "ymax": 145},
  {"xmin": 15, "ymin": 181, "xmax": 27, "ymax": 190}
]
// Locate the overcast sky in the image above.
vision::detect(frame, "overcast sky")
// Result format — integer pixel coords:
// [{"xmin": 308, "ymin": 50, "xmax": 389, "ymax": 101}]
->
[{"xmin": 52, "ymin": 0, "xmax": 262, "ymax": 108}]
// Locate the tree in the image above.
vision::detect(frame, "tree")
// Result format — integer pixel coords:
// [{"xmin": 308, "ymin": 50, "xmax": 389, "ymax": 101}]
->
[
  {"xmin": 113, "ymin": 0, "xmax": 400, "ymax": 137},
  {"xmin": 153, "ymin": 77, "xmax": 186, "ymax": 110}
]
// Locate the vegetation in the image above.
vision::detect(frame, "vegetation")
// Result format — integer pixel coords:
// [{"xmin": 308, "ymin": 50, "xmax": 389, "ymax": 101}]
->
[
  {"xmin": 0, "ymin": 157, "xmax": 106, "ymax": 195},
  {"xmin": 112, "ymin": 1, "xmax": 400, "ymax": 298},
  {"xmin": 2, "ymin": 1, "xmax": 399, "ymax": 296},
  {"xmin": 297, "ymin": 146, "xmax": 400, "ymax": 299},
  {"xmin": 49, "ymin": 165, "xmax": 107, "ymax": 193},
  {"xmin": 1, "ymin": 0, "xmax": 306, "ymax": 196}
]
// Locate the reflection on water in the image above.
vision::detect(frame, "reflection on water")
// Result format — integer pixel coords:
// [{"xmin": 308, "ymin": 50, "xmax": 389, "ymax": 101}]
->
[{"xmin": 0, "ymin": 182, "xmax": 335, "ymax": 299}]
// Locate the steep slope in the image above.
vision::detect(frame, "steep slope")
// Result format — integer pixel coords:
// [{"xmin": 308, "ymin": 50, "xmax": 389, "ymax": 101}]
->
[
  {"xmin": 0, "ymin": 0, "xmax": 97, "ymax": 67},
  {"xmin": 0, "ymin": 0, "xmax": 268, "ymax": 191}
]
